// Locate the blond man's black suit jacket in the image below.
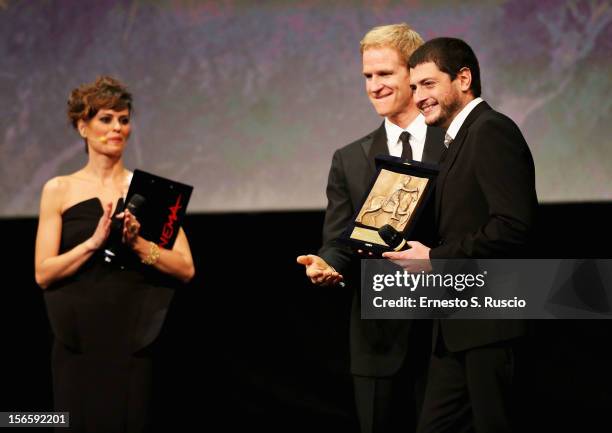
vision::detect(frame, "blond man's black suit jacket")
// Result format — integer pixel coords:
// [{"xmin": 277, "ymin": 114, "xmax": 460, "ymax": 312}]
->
[{"xmin": 318, "ymin": 122, "xmax": 445, "ymax": 377}]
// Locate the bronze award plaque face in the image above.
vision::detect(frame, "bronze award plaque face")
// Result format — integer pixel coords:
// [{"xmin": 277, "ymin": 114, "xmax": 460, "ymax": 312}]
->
[
  {"xmin": 344, "ymin": 156, "xmax": 438, "ymax": 256},
  {"xmin": 355, "ymin": 169, "xmax": 428, "ymax": 232}
]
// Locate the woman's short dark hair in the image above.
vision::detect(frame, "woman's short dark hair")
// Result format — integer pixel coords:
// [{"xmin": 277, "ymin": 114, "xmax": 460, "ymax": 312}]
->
[
  {"xmin": 67, "ymin": 76, "xmax": 132, "ymax": 129},
  {"xmin": 409, "ymin": 37, "xmax": 481, "ymax": 97}
]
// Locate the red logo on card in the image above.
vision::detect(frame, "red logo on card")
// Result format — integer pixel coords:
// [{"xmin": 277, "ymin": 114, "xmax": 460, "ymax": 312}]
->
[{"xmin": 159, "ymin": 195, "xmax": 182, "ymax": 248}]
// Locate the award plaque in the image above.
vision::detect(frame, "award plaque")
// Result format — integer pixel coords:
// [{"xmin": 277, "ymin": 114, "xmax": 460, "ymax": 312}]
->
[{"xmin": 343, "ymin": 156, "xmax": 439, "ymax": 256}]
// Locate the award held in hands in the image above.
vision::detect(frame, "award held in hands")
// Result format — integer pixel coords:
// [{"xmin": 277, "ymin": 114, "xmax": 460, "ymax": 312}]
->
[{"xmin": 343, "ymin": 156, "xmax": 438, "ymax": 256}]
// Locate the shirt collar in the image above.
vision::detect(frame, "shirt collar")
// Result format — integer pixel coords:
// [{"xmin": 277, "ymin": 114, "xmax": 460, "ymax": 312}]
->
[
  {"xmin": 445, "ymin": 97, "xmax": 484, "ymax": 142},
  {"xmin": 385, "ymin": 113, "xmax": 427, "ymax": 144}
]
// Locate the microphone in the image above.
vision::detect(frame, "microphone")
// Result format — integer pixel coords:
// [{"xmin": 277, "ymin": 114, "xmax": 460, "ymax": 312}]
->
[
  {"xmin": 104, "ymin": 194, "xmax": 146, "ymax": 264},
  {"xmin": 125, "ymin": 193, "xmax": 146, "ymax": 216},
  {"xmin": 378, "ymin": 224, "xmax": 410, "ymax": 251}
]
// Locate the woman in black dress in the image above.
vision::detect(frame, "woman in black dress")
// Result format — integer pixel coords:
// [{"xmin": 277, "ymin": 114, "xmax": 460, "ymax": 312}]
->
[{"xmin": 34, "ymin": 76, "xmax": 195, "ymax": 432}]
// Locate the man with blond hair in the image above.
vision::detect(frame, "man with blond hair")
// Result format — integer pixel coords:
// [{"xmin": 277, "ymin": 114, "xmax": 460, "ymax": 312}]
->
[{"xmin": 297, "ymin": 23, "xmax": 445, "ymax": 433}]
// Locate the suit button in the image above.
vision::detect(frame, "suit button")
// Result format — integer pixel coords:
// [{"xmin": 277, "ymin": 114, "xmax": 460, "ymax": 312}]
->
[{"xmin": 438, "ymin": 239, "xmax": 444, "ymax": 246}]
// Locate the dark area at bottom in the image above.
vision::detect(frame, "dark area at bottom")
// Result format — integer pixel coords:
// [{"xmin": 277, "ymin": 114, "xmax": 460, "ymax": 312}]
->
[{"xmin": 2, "ymin": 203, "xmax": 611, "ymax": 432}]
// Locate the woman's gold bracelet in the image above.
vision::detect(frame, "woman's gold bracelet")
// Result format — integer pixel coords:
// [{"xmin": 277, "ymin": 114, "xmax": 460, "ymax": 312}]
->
[{"xmin": 141, "ymin": 241, "xmax": 161, "ymax": 266}]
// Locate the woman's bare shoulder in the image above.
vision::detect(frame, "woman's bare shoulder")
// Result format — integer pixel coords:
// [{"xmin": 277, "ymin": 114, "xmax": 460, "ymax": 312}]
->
[
  {"xmin": 42, "ymin": 172, "xmax": 89, "ymax": 212},
  {"xmin": 42, "ymin": 175, "xmax": 71, "ymax": 195}
]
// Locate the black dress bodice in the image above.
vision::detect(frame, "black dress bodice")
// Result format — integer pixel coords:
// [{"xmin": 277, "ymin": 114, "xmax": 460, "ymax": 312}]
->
[{"xmin": 44, "ymin": 198, "xmax": 174, "ymax": 353}]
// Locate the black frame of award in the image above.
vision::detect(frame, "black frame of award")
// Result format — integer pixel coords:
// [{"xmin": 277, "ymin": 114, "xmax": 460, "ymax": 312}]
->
[{"xmin": 341, "ymin": 155, "xmax": 439, "ymax": 257}]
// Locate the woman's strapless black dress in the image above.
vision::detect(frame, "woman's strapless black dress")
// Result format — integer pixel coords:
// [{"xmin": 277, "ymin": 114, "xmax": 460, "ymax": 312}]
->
[{"xmin": 44, "ymin": 198, "xmax": 174, "ymax": 432}]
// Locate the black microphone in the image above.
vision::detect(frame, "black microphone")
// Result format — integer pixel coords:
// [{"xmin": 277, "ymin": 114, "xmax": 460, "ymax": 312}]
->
[
  {"xmin": 104, "ymin": 194, "xmax": 146, "ymax": 264},
  {"xmin": 125, "ymin": 193, "xmax": 146, "ymax": 217},
  {"xmin": 378, "ymin": 224, "xmax": 410, "ymax": 251}
]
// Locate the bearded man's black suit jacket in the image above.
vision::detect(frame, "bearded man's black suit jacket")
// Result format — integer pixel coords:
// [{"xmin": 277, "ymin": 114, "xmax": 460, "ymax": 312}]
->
[{"xmin": 428, "ymin": 101, "xmax": 538, "ymax": 352}]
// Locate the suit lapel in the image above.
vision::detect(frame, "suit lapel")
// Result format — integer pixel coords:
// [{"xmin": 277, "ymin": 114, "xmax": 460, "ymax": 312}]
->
[
  {"xmin": 435, "ymin": 101, "xmax": 492, "ymax": 221},
  {"xmin": 422, "ymin": 126, "xmax": 446, "ymax": 164},
  {"xmin": 364, "ymin": 122, "xmax": 388, "ymax": 173}
]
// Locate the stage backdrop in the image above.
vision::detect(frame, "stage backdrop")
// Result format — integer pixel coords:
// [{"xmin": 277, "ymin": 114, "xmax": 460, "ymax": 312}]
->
[{"xmin": 1, "ymin": 0, "xmax": 611, "ymax": 216}]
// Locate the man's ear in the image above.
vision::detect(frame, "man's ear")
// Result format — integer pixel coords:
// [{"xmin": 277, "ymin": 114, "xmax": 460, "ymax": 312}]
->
[{"xmin": 456, "ymin": 67, "xmax": 472, "ymax": 93}]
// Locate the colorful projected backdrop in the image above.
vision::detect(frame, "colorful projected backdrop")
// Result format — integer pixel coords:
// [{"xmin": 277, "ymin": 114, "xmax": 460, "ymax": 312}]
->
[{"xmin": 1, "ymin": 0, "xmax": 610, "ymax": 216}]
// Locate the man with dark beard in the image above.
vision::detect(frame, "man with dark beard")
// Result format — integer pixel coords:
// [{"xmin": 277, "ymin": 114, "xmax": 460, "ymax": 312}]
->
[{"xmin": 384, "ymin": 38, "xmax": 538, "ymax": 432}]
